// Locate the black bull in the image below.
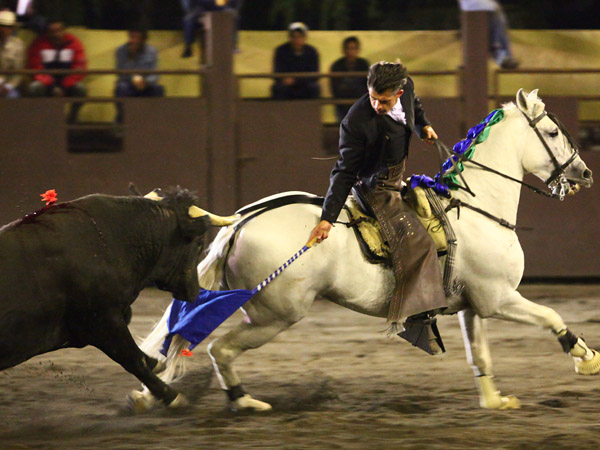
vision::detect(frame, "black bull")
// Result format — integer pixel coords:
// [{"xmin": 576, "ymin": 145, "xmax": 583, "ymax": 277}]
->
[{"xmin": 0, "ymin": 189, "xmax": 214, "ymax": 406}]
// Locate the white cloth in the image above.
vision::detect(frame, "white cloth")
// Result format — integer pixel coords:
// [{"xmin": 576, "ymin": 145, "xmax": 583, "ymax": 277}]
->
[
  {"xmin": 387, "ymin": 98, "xmax": 406, "ymax": 124},
  {"xmin": 458, "ymin": 0, "xmax": 498, "ymax": 11}
]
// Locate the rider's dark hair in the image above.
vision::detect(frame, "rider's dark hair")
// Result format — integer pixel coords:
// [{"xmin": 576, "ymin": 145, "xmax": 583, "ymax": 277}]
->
[{"xmin": 367, "ymin": 61, "xmax": 408, "ymax": 94}]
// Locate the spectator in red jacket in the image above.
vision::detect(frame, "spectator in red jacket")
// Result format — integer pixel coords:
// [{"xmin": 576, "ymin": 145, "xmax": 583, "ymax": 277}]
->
[{"xmin": 27, "ymin": 18, "xmax": 87, "ymax": 123}]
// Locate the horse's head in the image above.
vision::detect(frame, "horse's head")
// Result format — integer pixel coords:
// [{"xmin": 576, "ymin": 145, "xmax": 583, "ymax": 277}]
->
[{"xmin": 516, "ymin": 88, "xmax": 593, "ymax": 198}]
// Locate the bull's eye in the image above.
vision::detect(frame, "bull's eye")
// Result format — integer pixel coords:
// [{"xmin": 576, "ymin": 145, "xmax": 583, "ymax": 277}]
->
[{"xmin": 549, "ymin": 130, "xmax": 559, "ymax": 138}]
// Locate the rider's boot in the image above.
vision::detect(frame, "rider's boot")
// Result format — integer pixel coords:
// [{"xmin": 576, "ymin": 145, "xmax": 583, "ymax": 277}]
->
[{"xmin": 398, "ymin": 311, "xmax": 445, "ymax": 355}]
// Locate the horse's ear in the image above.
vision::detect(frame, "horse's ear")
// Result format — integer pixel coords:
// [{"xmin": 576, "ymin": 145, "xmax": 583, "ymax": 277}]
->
[
  {"xmin": 516, "ymin": 88, "xmax": 529, "ymax": 114},
  {"xmin": 527, "ymin": 89, "xmax": 545, "ymax": 117},
  {"xmin": 516, "ymin": 88, "xmax": 545, "ymax": 118}
]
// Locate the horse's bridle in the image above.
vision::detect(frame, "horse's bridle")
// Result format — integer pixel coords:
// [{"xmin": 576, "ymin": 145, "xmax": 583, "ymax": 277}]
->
[
  {"xmin": 439, "ymin": 108, "xmax": 581, "ymax": 231},
  {"xmin": 520, "ymin": 109, "xmax": 580, "ymax": 200},
  {"xmin": 440, "ymin": 109, "xmax": 581, "ymax": 202}
]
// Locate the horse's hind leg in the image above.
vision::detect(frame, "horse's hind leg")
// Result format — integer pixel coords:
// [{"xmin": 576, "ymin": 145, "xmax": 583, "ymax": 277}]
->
[
  {"xmin": 488, "ymin": 290, "xmax": 600, "ymax": 375},
  {"xmin": 458, "ymin": 309, "xmax": 521, "ymax": 409},
  {"xmin": 208, "ymin": 318, "xmax": 292, "ymax": 412}
]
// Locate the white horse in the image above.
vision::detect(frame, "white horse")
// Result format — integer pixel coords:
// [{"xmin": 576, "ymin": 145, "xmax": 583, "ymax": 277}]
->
[{"xmin": 133, "ymin": 89, "xmax": 596, "ymax": 412}]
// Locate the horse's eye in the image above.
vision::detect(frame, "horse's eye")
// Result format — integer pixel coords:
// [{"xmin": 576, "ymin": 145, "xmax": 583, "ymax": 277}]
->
[{"xmin": 549, "ymin": 130, "xmax": 559, "ymax": 138}]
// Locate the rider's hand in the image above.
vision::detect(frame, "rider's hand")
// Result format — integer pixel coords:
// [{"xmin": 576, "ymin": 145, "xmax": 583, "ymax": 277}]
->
[
  {"xmin": 308, "ymin": 220, "xmax": 332, "ymax": 245},
  {"xmin": 422, "ymin": 125, "xmax": 438, "ymax": 144}
]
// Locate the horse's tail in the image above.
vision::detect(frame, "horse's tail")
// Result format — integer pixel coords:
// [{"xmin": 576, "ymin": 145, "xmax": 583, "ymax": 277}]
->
[
  {"xmin": 197, "ymin": 224, "xmax": 237, "ymax": 290},
  {"xmin": 138, "ymin": 302, "xmax": 190, "ymax": 384},
  {"xmin": 138, "ymin": 303, "xmax": 190, "ymax": 385}
]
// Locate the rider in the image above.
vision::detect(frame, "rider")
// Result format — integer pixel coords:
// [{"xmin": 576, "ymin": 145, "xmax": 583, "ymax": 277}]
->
[{"xmin": 309, "ymin": 61, "xmax": 447, "ymax": 340}]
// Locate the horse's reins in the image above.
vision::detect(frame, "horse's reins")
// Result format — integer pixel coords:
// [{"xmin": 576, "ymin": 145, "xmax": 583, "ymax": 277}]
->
[{"xmin": 436, "ymin": 109, "xmax": 580, "ymax": 231}]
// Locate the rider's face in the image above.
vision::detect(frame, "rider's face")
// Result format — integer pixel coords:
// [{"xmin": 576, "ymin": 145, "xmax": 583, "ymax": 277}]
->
[{"xmin": 369, "ymin": 88, "xmax": 403, "ymax": 115}]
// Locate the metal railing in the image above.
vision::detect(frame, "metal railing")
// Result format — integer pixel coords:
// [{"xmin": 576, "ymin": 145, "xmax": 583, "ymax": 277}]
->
[
  {"xmin": 236, "ymin": 70, "xmax": 460, "ymax": 104},
  {"xmin": 492, "ymin": 67, "xmax": 600, "ymax": 104},
  {"xmin": 0, "ymin": 67, "xmax": 208, "ymax": 101}
]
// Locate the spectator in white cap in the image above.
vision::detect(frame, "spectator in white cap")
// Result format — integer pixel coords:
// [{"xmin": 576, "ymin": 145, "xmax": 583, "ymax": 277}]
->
[
  {"xmin": 0, "ymin": 9, "xmax": 24, "ymax": 98},
  {"xmin": 271, "ymin": 21, "xmax": 320, "ymax": 99}
]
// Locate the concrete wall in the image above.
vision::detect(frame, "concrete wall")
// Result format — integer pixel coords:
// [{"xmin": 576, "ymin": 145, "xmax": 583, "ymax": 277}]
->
[{"xmin": 0, "ymin": 98, "xmax": 208, "ymax": 225}]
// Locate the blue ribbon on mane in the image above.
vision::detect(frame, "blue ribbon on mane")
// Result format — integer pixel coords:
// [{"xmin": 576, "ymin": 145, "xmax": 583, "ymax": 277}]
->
[{"xmin": 411, "ymin": 109, "xmax": 503, "ymax": 196}]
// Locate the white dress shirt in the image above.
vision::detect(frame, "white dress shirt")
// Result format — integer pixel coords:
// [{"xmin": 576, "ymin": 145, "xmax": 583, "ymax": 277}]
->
[{"xmin": 387, "ymin": 98, "xmax": 406, "ymax": 125}]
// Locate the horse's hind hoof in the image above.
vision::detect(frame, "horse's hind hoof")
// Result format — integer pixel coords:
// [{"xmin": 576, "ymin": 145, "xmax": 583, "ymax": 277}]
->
[
  {"xmin": 575, "ymin": 350, "xmax": 600, "ymax": 375},
  {"xmin": 126, "ymin": 390, "xmax": 155, "ymax": 414},
  {"xmin": 231, "ymin": 394, "xmax": 272, "ymax": 412}
]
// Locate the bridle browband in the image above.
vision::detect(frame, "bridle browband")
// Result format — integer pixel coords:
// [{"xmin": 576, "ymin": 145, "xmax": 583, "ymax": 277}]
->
[{"xmin": 439, "ymin": 107, "xmax": 581, "ymax": 230}]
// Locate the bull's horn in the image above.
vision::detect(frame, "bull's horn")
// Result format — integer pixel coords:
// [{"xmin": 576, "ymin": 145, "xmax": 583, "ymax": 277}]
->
[
  {"xmin": 188, "ymin": 205, "xmax": 240, "ymax": 226},
  {"xmin": 144, "ymin": 189, "xmax": 164, "ymax": 201}
]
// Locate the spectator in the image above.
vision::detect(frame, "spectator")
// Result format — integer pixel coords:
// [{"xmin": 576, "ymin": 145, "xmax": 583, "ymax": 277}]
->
[
  {"xmin": 0, "ymin": 10, "xmax": 24, "ymax": 98},
  {"xmin": 114, "ymin": 27, "xmax": 164, "ymax": 123},
  {"xmin": 330, "ymin": 36, "xmax": 369, "ymax": 122},
  {"xmin": 271, "ymin": 22, "xmax": 320, "ymax": 100},
  {"xmin": 457, "ymin": 0, "xmax": 519, "ymax": 69},
  {"xmin": 180, "ymin": 0, "xmax": 241, "ymax": 58},
  {"xmin": 27, "ymin": 18, "xmax": 87, "ymax": 123}
]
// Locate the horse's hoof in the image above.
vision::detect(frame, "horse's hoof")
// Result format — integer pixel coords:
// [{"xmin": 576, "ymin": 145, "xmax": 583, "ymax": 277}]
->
[
  {"xmin": 126, "ymin": 390, "xmax": 155, "ymax": 414},
  {"xmin": 480, "ymin": 393, "xmax": 521, "ymax": 410},
  {"xmin": 575, "ymin": 350, "xmax": 600, "ymax": 375},
  {"xmin": 498, "ymin": 395, "xmax": 521, "ymax": 410},
  {"xmin": 167, "ymin": 393, "xmax": 189, "ymax": 409},
  {"xmin": 231, "ymin": 394, "xmax": 272, "ymax": 412}
]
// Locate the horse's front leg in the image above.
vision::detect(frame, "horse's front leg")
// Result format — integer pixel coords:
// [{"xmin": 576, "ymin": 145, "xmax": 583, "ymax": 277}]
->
[
  {"xmin": 458, "ymin": 308, "xmax": 521, "ymax": 409},
  {"xmin": 486, "ymin": 289, "xmax": 600, "ymax": 376}
]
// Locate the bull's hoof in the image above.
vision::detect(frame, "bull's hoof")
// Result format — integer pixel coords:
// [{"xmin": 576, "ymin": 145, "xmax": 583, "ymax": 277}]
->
[
  {"xmin": 575, "ymin": 350, "xmax": 600, "ymax": 375},
  {"xmin": 231, "ymin": 394, "xmax": 272, "ymax": 412},
  {"xmin": 127, "ymin": 390, "xmax": 155, "ymax": 414},
  {"xmin": 167, "ymin": 393, "xmax": 189, "ymax": 409},
  {"xmin": 152, "ymin": 360, "xmax": 166, "ymax": 374}
]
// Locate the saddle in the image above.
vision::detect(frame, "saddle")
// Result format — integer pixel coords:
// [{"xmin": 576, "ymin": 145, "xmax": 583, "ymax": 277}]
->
[{"xmin": 344, "ymin": 185, "xmax": 448, "ymax": 265}]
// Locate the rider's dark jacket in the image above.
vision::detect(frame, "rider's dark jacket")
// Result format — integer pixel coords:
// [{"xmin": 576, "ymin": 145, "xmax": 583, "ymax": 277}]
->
[{"xmin": 320, "ymin": 77, "xmax": 430, "ymax": 224}]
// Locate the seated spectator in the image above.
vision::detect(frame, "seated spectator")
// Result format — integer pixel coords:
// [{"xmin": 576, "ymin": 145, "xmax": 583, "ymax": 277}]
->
[
  {"xmin": 271, "ymin": 22, "xmax": 320, "ymax": 100},
  {"xmin": 330, "ymin": 36, "xmax": 369, "ymax": 122},
  {"xmin": 0, "ymin": 10, "xmax": 24, "ymax": 98},
  {"xmin": 114, "ymin": 27, "xmax": 164, "ymax": 123},
  {"xmin": 27, "ymin": 18, "xmax": 87, "ymax": 123}
]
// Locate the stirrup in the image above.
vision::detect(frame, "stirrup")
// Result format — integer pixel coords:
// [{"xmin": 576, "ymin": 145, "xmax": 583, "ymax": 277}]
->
[{"xmin": 398, "ymin": 313, "xmax": 446, "ymax": 355}]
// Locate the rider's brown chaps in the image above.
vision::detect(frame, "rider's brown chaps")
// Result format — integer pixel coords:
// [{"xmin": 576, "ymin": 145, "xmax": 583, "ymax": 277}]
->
[{"xmin": 354, "ymin": 162, "xmax": 447, "ymax": 323}]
